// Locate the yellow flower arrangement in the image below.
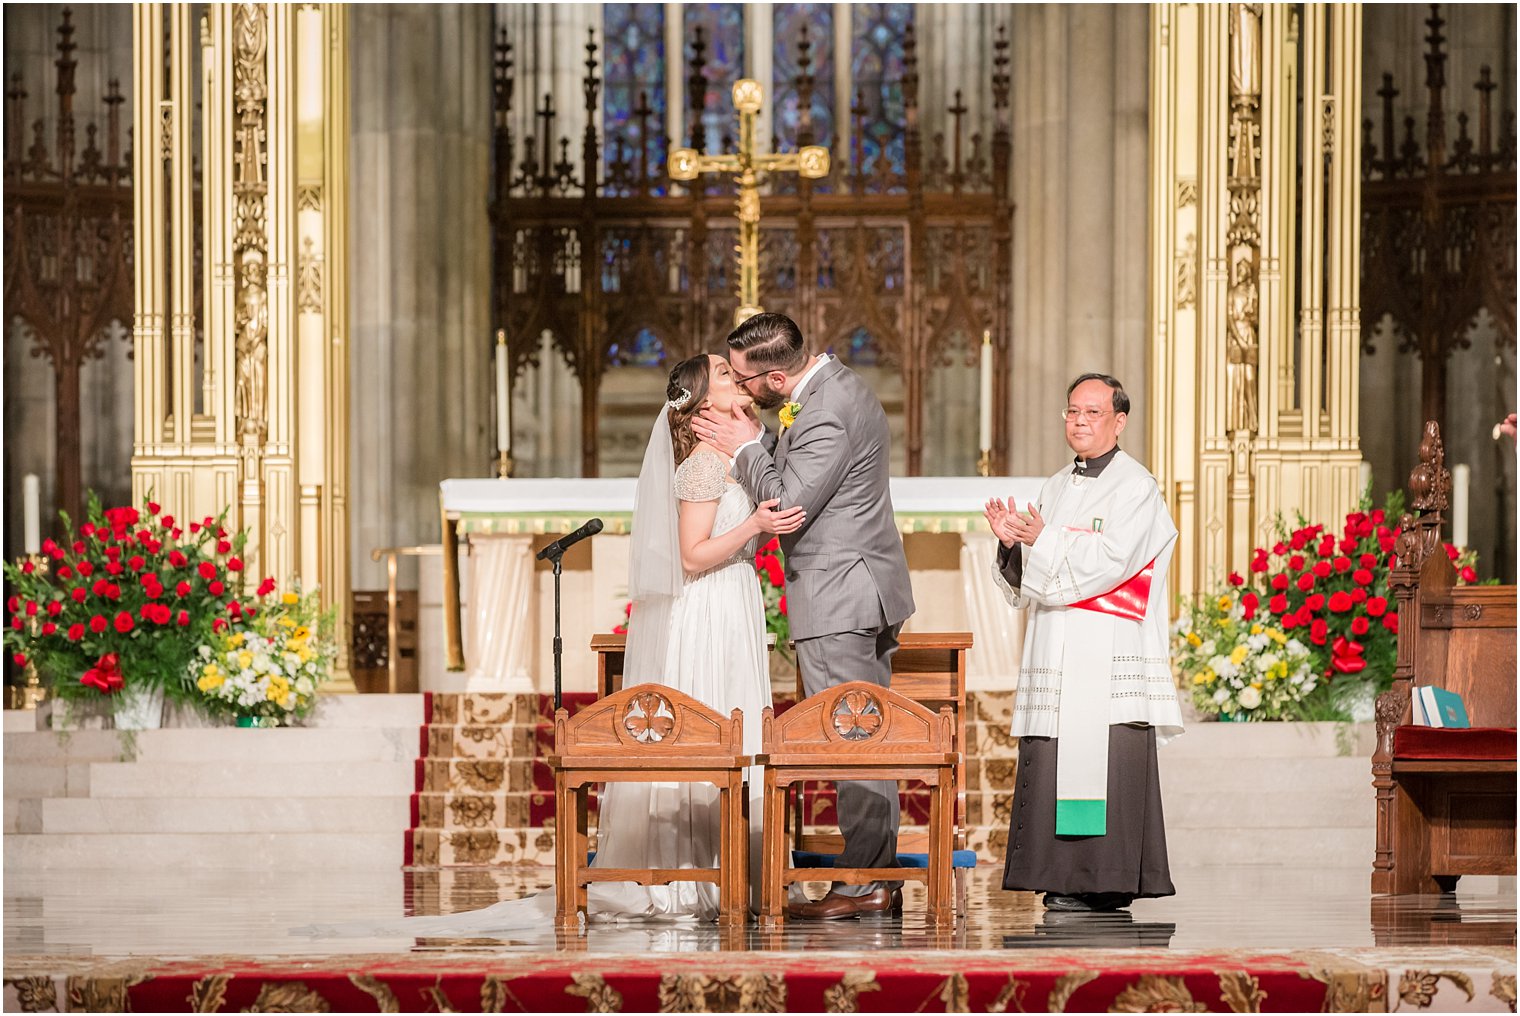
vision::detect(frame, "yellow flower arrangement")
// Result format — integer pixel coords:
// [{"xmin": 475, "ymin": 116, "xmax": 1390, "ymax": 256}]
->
[
  {"xmin": 189, "ymin": 586, "xmax": 333, "ymax": 725},
  {"xmin": 778, "ymin": 401, "xmax": 803, "ymax": 430}
]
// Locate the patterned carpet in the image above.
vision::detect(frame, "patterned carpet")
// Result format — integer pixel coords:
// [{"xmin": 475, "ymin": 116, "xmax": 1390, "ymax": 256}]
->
[{"xmin": 6, "ymin": 946, "xmax": 1514, "ymax": 1012}]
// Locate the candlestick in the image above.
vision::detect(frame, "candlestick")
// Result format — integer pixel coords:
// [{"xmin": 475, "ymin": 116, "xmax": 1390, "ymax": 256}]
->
[
  {"xmin": 495, "ymin": 329, "xmax": 511, "ymax": 459},
  {"xmin": 1451, "ymin": 463, "xmax": 1470, "ymax": 548},
  {"xmin": 978, "ymin": 330, "xmax": 993, "ymax": 456},
  {"xmin": 22, "ymin": 474, "xmax": 40, "ymax": 554}
]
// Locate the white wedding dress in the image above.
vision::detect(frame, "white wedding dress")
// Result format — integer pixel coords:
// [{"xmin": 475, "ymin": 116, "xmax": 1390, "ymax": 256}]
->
[{"xmin": 298, "ymin": 448, "xmax": 769, "ymax": 938}]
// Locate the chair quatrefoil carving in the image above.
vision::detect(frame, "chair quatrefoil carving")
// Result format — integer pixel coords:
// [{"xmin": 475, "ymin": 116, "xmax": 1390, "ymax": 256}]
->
[
  {"xmin": 623, "ymin": 691, "xmax": 675, "ymax": 744},
  {"xmin": 832, "ymin": 689, "xmax": 883, "ymax": 741}
]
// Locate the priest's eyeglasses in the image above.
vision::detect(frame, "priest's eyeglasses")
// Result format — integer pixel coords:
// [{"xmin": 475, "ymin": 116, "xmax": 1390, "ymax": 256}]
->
[{"xmin": 1061, "ymin": 408, "xmax": 1113, "ymax": 423}]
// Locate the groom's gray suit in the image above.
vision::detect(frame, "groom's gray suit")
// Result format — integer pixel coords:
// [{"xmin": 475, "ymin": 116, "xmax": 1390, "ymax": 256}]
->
[{"xmin": 734, "ymin": 356, "xmax": 915, "ymax": 890}]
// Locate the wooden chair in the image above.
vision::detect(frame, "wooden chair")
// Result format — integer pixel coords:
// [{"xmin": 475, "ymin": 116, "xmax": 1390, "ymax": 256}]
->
[
  {"xmin": 757, "ymin": 680, "xmax": 959, "ymax": 926},
  {"xmin": 1371, "ymin": 421, "xmax": 1517, "ymax": 896},
  {"xmin": 549, "ymin": 683, "xmax": 751, "ymax": 930}
]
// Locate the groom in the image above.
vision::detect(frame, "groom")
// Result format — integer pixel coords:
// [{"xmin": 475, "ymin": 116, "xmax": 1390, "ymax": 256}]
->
[{"xmin": 695, "ymin": 312, "xmax": 915, "ymax": 920}]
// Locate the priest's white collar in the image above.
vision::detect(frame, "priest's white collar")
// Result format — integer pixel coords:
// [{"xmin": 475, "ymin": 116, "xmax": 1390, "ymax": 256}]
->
[
  {"xmin": 1073, "ymin": 444, "xmax": 1121, "ymax": 478},
  {"xmin": 789, "ymin": 353, "xmax": 833, "ymax": 403}
]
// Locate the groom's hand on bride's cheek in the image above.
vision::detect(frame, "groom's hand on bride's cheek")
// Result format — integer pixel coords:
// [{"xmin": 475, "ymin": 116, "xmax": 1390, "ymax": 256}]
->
[{"xmin": 696, "ymin": 404, "xmax": 759, "ymax": 456}]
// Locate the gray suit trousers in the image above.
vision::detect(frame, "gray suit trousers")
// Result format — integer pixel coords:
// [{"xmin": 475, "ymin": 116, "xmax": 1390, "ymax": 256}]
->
[{"xmin": 794, "ymin": 621, "xmax": 904, "ymax": 895}]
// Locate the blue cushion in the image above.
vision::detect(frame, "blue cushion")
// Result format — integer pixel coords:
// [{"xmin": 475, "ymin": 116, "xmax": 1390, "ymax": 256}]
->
[{"xmin": 792, "ymin": 849, "xmax": 978, "ymax": 869}]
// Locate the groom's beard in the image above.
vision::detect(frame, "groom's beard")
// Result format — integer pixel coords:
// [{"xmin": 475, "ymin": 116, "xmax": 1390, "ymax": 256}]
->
[{"xmin": 749, "ymin": 383, "xmax": 786, "ymax": 411}]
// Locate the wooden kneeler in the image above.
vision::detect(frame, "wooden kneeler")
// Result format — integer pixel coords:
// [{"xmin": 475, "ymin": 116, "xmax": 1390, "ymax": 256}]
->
[
  {"xmin": 757, "ymin": 681, "xmax": 959, "ymax": 926},
  {"xmin": 549, "ymin": 683, "xmax": 751, "ymax": 930}
]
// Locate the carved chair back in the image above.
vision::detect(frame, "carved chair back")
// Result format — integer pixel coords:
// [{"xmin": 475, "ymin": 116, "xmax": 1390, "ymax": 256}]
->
[{"xmin": 554, "ymin": 682, "xmax": 743, "ymax": 760}]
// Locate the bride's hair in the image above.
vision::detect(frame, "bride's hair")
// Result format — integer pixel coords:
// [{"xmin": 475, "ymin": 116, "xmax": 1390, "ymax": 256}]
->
[{"xmin": 666, "ymin": 355, "xmax": 711, "ymax": 465}]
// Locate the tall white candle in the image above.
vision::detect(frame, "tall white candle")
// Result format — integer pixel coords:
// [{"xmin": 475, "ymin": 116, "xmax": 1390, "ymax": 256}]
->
[
  {"xmin": 1451, "ymin": 463, "xmax": 1470, "ymax": 548},
  {"xmin": 1358, "ymin": 460, "xmax": 1373, "ymax": 497},
  {"xmin": 495, "ymin": 330, "xmax": 511, "ymax": 456},
  {"xmin": 978, "ymin": 330, "xmax": 993, "ymax": 453},
  {"xmin": 21, "ymin": 474, "xmax": 40, "ymax": 555}
]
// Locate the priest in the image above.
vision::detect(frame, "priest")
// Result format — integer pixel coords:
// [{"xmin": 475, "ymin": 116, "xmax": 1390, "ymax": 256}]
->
[{"xmin": 984, "ymin": 373, "xmax": 1184, "ymax": 913}]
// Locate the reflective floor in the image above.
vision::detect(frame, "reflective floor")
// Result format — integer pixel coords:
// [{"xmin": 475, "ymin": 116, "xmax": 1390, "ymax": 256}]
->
[{"xmin": 5, "ymin": 865, "xmax": 1514, "ymax": 960}]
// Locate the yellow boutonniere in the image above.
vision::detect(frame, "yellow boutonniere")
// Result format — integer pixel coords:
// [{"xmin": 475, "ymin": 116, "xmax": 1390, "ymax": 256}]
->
[{"xmin": 779, "ymin": 401, "xmax": 802, "ymax": 430}]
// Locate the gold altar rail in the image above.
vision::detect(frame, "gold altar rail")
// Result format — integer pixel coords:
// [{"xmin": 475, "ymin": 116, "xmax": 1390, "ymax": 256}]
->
[{"xmin": 370, "ymin": 545, "xmax": 446, "ymax": 694}]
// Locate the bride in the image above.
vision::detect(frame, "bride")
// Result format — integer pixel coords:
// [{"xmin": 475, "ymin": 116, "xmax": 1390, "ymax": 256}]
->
[{"xmin": 304, "ymin": 354, "xmax": 801, "ymax": 937}]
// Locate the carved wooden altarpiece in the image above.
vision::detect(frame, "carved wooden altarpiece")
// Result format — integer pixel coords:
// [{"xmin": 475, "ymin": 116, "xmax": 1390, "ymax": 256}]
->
[
  {"xmin": 1361, "ymin": 4, "xmax": 1517, "ymax": 432},
  {"xmin": 490, "ymin": 17, "xmax": 1014, "ymax": 476},
  {"xmin": 4, "ymin": 9, "xmax": 133, "ymax": 525}
]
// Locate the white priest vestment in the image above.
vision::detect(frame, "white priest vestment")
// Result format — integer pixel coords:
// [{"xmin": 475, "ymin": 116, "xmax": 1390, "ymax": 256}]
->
[{"xmin": 993, "ymin": 448, "xmax": 1183, "ymax": 840}]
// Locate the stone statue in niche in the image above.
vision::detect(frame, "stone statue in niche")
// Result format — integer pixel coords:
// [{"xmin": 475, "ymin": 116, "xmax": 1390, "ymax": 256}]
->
[
  {"xmin": 1226, "ymin": 255, "xmax": 1259, "ymax": 434},
  {"xmin": 235, "ymin": 252, "xmax": 269, "ymax": 444}
]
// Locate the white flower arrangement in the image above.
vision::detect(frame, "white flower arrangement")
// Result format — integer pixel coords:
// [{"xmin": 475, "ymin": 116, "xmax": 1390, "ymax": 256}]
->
[
  {"xmin": 191, "ymin": 590, "xmax": 330, "ymax": 724},
  {"xmin": 1174, "ymin": 594, "xmax": 1319, "ymax": 720}
]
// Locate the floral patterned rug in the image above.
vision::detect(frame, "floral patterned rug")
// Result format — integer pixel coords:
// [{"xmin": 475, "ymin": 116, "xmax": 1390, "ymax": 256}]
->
[{"xmin": 5, "ymin": 946, "xmax": 1514, "ymax": 1012}]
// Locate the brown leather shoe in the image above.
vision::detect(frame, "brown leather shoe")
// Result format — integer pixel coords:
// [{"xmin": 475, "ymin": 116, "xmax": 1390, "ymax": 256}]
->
[
  {"xmin": 853, "ymin": 886, "xmax": 904, "ymax": 915},
  {"xmin": 788, "ymin": 890, "xmax": 862, "ymax": 921}
]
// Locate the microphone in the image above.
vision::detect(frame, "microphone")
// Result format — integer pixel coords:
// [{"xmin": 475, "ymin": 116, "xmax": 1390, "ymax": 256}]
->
[{"xmin": 536, "ymin": 518, "xmax": 604, "ymax": 561}]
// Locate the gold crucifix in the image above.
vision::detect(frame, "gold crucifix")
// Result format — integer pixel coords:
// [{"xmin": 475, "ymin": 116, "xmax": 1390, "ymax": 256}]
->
[{"xmin": 670, "ymin": 80, "xmax": 830, "ymax": 325}]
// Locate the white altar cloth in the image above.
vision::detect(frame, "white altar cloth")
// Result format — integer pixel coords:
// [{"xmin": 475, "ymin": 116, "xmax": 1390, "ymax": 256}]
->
[{"xmin": 441, "ymin": 476, "xmax": 1045, "ymax": 534}]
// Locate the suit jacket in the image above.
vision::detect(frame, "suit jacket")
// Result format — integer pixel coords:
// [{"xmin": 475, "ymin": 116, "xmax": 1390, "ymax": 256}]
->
[{"xmin": 735, "ymin": 357, "xmax": 915, "ymax": 640}]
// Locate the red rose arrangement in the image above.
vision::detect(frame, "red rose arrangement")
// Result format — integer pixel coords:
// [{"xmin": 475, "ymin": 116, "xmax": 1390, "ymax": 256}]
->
[
  {"xmin": 3, "ymin": 494, "xmax": 279, "ymax": 709},
  {"xmin": 753, "ymin": 537, "xmax": 791, "ymax": 660},
  {"xmin": 1215, "ymin": 491, "xmax": 1484, "ymax": 717}
]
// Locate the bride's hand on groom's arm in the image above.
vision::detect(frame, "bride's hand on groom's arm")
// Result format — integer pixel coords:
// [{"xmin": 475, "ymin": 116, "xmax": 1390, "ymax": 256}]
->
[
  {"xmin": 694, "ymin": 404, "xmax": 762, "ymax": 457},
  {"xmin": 752, "ymin": 498, "xmax": 806, "ymax": 536}
]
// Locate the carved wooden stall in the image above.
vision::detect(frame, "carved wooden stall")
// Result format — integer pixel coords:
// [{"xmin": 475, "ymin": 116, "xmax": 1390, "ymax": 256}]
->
[
  {"xmin": 1361, "ymin": 4, "xmax": 1517, "ymax": 432},
  {"xmin": 3, "ymin": 9, "xmax": 134, "ymax": 526},
  {"xmin": 490, "ymin": 15, "xmax": 1014, "ymax": 477},
  {"xmin": 1371, "ymin": 422, "xmax": 1517, "ymax": 896}
]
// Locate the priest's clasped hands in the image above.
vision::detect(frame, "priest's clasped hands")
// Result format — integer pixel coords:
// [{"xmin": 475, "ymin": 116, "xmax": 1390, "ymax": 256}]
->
[{"xmin": 984, "ymin": 497, "xmax": 1045, "ymax": 547}]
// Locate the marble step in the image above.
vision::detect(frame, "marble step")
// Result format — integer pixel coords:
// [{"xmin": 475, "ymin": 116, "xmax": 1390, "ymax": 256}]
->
[
  {"xmin": 5, "ymin": 798, "xmax": 42, "ymax": 834},
  {"xmin": 4, "ymin": 709, "xmax": 39, "ymax": 733},
  {"xmin": 1160, "ymin": 721, "xmax": 1376, "ymax": 759},
  {"xmin": 5, "ymin": 831, "xmax": 400, "ymax": 870},
  {"xmin": 83, "ymin": 760, "xmax": 415, "ymax": 798},
  {"xmin": 1161, "ymin": 789, "xmax": 1373, "ymax": 830},
  {"xmin": 304, "ymin": 693, "xmax": 427, "ymax": 727},
  {"xmin": 4, "ymin": 763, "xmax": 93, "ymax": 800},
  {"xmin": 1166, "ymin": 826, "xmax": 1375, "ymax": 867},
  {"xmin": 1157, "ymin": 755, "xmax": 1369, "ymax": 792},
  {"xmin": 38, "ymin": 796, "xmax": 408, "ymax": 835},
  {"xmin": 3, "ymin": 730, "xmax": 130, "ymax": 763}
]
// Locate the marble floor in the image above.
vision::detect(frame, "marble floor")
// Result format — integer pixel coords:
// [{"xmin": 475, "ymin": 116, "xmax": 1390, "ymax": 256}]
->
[{"xmin": 4, "ymin": 864, "xmax": 1514, "ymax": 960}]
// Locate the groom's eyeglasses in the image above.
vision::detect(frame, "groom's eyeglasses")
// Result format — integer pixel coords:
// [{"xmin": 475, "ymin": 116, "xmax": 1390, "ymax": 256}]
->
[{"xmin": 731, "ymin": 369, "xmax": 772, "ymax": 386}]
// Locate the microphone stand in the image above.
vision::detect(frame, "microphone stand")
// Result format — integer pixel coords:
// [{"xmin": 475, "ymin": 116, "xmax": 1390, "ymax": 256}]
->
[{"xmin": 547, "ymin": 550, "xmax": 565, "ymax": 712}]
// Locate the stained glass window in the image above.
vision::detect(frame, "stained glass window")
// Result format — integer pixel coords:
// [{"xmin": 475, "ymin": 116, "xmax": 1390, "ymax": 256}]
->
[
  {"xmin": 603, "ymin": 5, "xmax": 667, "ymax": 181},
  {"xmin": 608, "ymin": 327, "xmax": 667, "ymax": 368},
  {"xmin": 850, "ymin": 3, "xmax": 911, "ymax": 180},
  {"xmin": 772, "ymin": 4, "xmax": 834, "ymax": 149},
  {"xmin": 683, "ymin": 4, "xmax": 745, "ymax": 154}
]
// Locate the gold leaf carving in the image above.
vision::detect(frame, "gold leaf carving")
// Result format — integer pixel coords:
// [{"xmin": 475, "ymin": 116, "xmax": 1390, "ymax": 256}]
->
[
  {"xmin": 1046, "ymin": 970, "xmax": 1099, "ymax": 1012},
  {"xmin": 246, "ymin": 981, "xmax": 331, "ymax": 1012},
  {"xmin": 1217, "ymin": 971, "xmax": 1265, "ymax": 1013},
  {"xmin": 190, "ymin": 973, "xmax": 231, "ymax": 1012},
  {"xmin": 1110, "ymin": 975, "xmax": 1207, "ymax": 1013},
  {"xmin": 348, "ymin": 974, "xmax": 401, "ymax": 1013},
  {"xmin": 567, "ymin": 972, "xmax": 624, "ymax": 1013}
]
